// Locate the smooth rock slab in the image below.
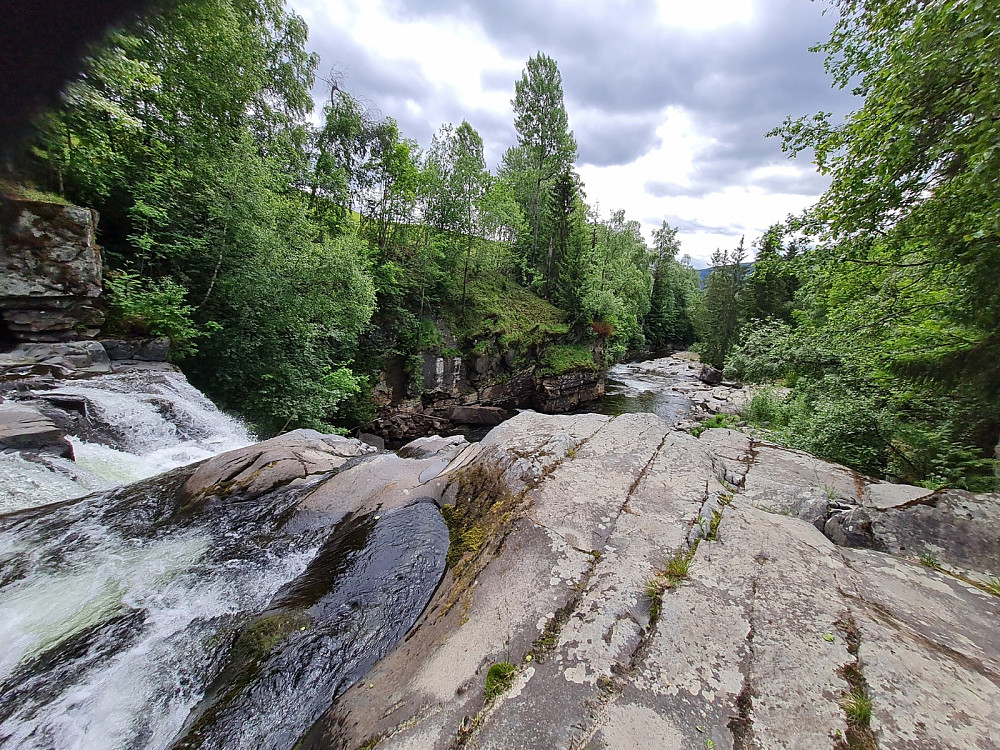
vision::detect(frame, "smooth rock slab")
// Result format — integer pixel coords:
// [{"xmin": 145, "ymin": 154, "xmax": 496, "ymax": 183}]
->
[
  {"xmin": 0, "ymin": 402, "xmax": 72, "ymax": 457},
  {"xmin": 299, "ymin": 412, "xmax": 1000, "ymax": 750}
]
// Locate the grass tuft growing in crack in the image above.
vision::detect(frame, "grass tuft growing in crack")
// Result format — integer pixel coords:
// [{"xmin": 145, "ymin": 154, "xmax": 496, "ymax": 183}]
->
[
  {"xmin": 484, "ymin": 661, "xmax": 516, "ymax": 702},
  {"xmin": 983, "ymin": 576, "xmax": 1000, "ymax": 597},
  {"xmin": 918, "ymin": 552, "xmax": 940, "ymax": 569},
  {"xmin": 835, "ymin": 613, "xmax": 878, "ymax": 750},
  {"xmin": 840, "ymin": 687, "xmax": 873, "ymax": 726},
  {"xmin": 644, "ymin": 549, "xmax": 693, "ymax": 623}
]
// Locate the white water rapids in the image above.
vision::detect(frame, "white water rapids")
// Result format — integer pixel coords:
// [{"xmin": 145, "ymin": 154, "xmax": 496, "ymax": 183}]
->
[
  {"xmin": 0, "ymin": 371, "xmax": 253, "ymax": 515},
  {"xmin": 0, "ymin": 370, "xmax": 449, "ymax": 750},
  {"xmin": 0, "ymin": 370, "xmax": 272, "ymax": 749}
]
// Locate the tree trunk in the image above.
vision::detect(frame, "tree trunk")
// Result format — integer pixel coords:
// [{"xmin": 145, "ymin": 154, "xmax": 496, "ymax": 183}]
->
[{"xmin": 529, "ymin": 175, "xmax": 541, "ymax": 270}]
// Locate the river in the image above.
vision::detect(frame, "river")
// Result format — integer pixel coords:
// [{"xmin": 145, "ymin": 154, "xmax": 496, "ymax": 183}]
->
[{"xmin": 0, "ymin": 370, "xmax": 448, "ymax": 750}]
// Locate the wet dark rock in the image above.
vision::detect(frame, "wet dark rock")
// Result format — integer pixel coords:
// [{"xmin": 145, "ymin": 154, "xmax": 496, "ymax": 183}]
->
[
  {"xmin": 0, "ymin": 425, "xmax": 462, "ymax": 750},
  {"xmin": 697, "ymin": 364, "xmax": 723, "ymax": 385},
  {"xmin": 172, "ymin": 504, "xmax": 448, "ymax": 750},
  {"xmin": 447, "ymin": 405, "xmax": 514, "ymax": 426},
  {"xmin": 534, "ymin": 370, "xmax": 605, "ymax": 413},
  {"xmin": 0, "ymin": 341, "xmax": 112, "ymax": 379},
  {"xmin": 99, "ymin": 337, "xmax": 170, "ymax": 362}
]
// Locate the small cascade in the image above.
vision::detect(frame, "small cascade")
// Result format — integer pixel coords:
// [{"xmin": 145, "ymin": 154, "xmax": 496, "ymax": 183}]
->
[
  {"xmin": 0, "ymin": 367, "xmax": 452, "ymax": 750},
  {"xmin": 49, "ymin": 370, "xmax": 253, "ymax": 484},
  {"xmin": 0, "ymin": 370, "xmax": 253, "ymax": 514}
]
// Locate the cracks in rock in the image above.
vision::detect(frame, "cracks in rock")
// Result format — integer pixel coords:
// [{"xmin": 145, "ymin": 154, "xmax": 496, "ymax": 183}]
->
[
  {"xmin": 833, "ymin": 610, "xmax": 878, "ymax": 750},
  {"xmin": 838, "ymin": 587, "xmax": 1000, "ymax": 689},
  {"xmin": 529, "ymin": 426, "xmax": 671, "ymax": 664},
  {"xmin": 728, "ymin": 575, "xmax": 759, "ymax": 750}
]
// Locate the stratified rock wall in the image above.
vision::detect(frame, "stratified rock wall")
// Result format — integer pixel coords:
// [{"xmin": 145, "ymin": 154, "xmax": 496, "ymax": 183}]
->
[{"xmin": 0, "ymin": 198, "xmax": 103, "ymax": 341}]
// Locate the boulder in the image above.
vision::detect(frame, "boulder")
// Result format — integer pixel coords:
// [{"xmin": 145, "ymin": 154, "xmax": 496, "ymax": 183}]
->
[
  {"xmin": 0, "ymin": 402, "xmax": 73, "ymax": 458},
  {"xmin": 824, "ymin": 506, "xmax": 876, "ymax": 547},
  {"xmin": 865, "ymin": 489, "xmax": 1000, "ymax": 579},
  {"xmin": 698, "ymin": 364, "xmax": 723, "ymax": 385},
  {"xmin": 182, "ymin": 429, "xmax": 375, "ymax": 503},
  {"xmin": 0, "ymin": 198, "xmax": 104, "ymax": 341}
]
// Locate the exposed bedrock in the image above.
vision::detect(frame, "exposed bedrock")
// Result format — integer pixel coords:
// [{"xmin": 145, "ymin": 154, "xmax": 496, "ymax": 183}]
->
[
  {"xmin": 304, "ymin": 411, "xmax": 1000, "ymax": 750},
  {"xmin": 0, "ymin": 198, "xmax": 104, "ymax": 342}
]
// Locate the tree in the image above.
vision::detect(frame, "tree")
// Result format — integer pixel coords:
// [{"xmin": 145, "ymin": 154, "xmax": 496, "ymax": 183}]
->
[
  {"xmin": 645, "ymin": 221, "xmax": 698, "ymax": 348},
  {"xmin": 696, "ymin": 238, "xmax": 748, "ymax": 368},
  {"xmin": 760, "ymin": 0, "xmax": 1000, "ymax": 487},
  {"xmin": 27, "ymin": 0, "xmax": 383, "ymax": 434},
  {"xmin": 424, "ymin": 120, "xmax": 490, "ymax": 308},
  {"xmin": 580, "ymin": 209, "xmax": 653, "ymax": 359},
  {"xmin": 741, "ymin": 223, "xmax": 798, "ymax": 324},
  {"xmin": 512, "ymin": 53, "xmax": 577, "ymax": 276}
]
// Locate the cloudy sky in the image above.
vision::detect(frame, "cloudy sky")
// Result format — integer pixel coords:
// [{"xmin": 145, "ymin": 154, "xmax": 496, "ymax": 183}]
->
[{"xmin": 289, "ymin": 0, "xmax": 855, "ymax": 266}]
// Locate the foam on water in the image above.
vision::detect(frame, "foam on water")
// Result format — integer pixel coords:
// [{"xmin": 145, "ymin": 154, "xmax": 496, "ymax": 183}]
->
[{"xmin": 0, "ymin": 370, "xmax": 252, "ymax": 512}]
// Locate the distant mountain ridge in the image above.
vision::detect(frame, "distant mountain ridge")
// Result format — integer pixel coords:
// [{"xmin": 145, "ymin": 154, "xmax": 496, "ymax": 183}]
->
[{"xmin": 697, "ymin": 262, "xmax": 754, "ymax": 286}]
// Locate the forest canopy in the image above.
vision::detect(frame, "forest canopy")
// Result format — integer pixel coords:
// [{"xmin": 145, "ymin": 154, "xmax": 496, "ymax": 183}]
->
[
  {"xmin": 11, "ymin": 0, "xmax": 997, "ymax": 490},
  {"xmin": 18, "ymin": 0, "xmax": 698, "ymax": 434}
]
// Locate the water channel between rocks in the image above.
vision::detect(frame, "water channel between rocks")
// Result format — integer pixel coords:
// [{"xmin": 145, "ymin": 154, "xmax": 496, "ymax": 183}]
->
[{"xmin": 0, "ymin": 354, "xmax": 726, "ymax": 750}]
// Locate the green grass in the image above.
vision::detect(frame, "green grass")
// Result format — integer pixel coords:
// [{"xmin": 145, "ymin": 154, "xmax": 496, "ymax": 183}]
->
[
  {"xmin": 453, "ymin": 273, "xmax": 570, "ymax": 354},
  {"xmin": 0, "ymin": 180, "xmax": 72, "ymax": 205},
  {"xmin": 918, "ymin": 552, "xmax": 940, "ymax": 569},
  {"xmin": 484, "ymin": 661, "xmax": 516, "ymax": 702},
  {"xmin": 537, "ymin": 343, "xmax": 597, "ymax": 376},
  {"xmin": 983, "ymin": 576, "xmax": 1000, "ymax": 597},
  {"xmin": 840, "ymin": 690, "xmax": 873, "ymax": 726},
  {"xmin": 644, "ymin": 549, "xmax": 693, "ymax": 621},
  {"xmin": 691, "ymin": 413, "xmax": 740, "ymax": 437}
]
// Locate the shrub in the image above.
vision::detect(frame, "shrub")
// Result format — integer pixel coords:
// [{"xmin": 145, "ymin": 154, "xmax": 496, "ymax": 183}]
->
[
  {"xmin": 104, "ymin": 271, "xmax": 211, "ymax": 357},
  {"xmin": 742, "ymin": 387, "xmax": 788, "ymax": 428},
  {"xmin": 691, "ymin": 412, "xmax": 740, "ymax": 437}
]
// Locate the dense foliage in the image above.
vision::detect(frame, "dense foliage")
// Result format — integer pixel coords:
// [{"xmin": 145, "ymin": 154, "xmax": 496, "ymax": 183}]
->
[
  {"xmin": 18, "ymin": 0, "xmax": 698, "ymax": 434},
  {"xmin": 700, "ymin": 0, "xmax": 1000, "ymax": 489}
]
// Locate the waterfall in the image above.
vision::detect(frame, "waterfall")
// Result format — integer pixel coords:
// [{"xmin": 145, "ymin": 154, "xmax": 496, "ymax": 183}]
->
[
  {"xmin": 0, "ymin": 368, "xmax": 450, "ymax": 750},
  {"xmin": 0, "ymin": 370, "xmax": 252, "ymax": 514}
]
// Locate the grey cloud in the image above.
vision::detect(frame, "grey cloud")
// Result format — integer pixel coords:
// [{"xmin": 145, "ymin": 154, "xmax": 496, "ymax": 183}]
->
[
  {"xmin": 652, "ymin": 215, "xmax": 744, "ymax": 236},
  {"xmin": 306, "ymin": 25, "xmax": 516, "ymax": 166},
  {"xmin": 378, "ymin": 0, "xmax": 854, "ymax": 192},
  {"xmin": 755, "ymin": 168, "xmax": 830, "ymax": 196},
  {"xmin": 575, "ymin": 114, "xmax": 661, "ymax": 167},
  {"xmin": 301, "ymin": 0, "xmax": 855, "ymax": 201},
  {"xmin": 644, "ymin": 181, "xmax": 706, "ymax": 199}
]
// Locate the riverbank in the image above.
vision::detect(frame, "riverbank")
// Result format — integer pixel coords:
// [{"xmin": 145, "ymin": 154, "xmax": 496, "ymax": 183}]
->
[{"xmin": 2, "ymin": 349, "xmax": 997, "ymax": 749}]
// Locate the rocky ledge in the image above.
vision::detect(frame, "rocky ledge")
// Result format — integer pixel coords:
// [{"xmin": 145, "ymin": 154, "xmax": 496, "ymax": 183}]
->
[
  {"xmin": 301, "ymin": 410, "xmax": 999, "ymax": 750},
  {"xmin": 0, "ymin": 197, "xmax": 104, "ymax": 342}
]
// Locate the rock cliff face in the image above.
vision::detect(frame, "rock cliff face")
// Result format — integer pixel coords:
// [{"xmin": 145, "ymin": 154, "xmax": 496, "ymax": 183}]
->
[
  {"xmin": 370, "ymin": 334, "xmax": 605, "ymax": 442},
  {"xmin": 0, "ymin": 198, "xmax": 104, "ymax": 342},
  {"xmin": 305, "ymin": 411, "xmax": 1000, "ymax": 750}
]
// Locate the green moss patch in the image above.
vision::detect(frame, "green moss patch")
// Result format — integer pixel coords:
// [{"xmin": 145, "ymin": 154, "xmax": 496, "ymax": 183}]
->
[{"xmin": 537, "ymin": 343, "xmax": 597, "ymax": 376}]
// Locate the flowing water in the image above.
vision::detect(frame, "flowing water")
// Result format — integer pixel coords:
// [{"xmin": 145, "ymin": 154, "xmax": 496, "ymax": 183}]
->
[
  {"xmin": 582, "ymin": 359, "xmax": 693, "ymax": 425},
  {"xmin": 0, "ymin": 370, "xmax": 449, "ymax": 750},
  {"xmin": 1, "ymin": 370, "xmax": 253, "ymax": 515}
]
